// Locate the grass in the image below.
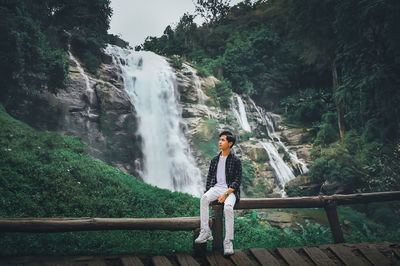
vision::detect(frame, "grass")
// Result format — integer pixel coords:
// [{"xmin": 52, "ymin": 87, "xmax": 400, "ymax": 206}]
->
[{"xmin": 0, "ymin": 104, "xmax": 398, "ymax": 257}]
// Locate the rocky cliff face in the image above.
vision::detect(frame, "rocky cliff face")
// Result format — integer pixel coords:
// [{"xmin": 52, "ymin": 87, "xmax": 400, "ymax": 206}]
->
[
  {"xmin": 6, "ymin": 54, "xmax": 143, "ymax": 178},
  {"xmin": 5, "ymin": 49, "xmax": 315, "ymax": 196},
  {"xmin": 173, "ymin": 61, "xmax": 314, "ymax": 197}
]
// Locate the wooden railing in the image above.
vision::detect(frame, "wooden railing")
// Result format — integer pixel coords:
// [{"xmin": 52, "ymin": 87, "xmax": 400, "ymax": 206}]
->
[
  {"xmin": 0, "ymin": 191, "xmax": 399, "ymax": 255},
  {"xmin": 210, "ymin": 191, "xmax": 400, "ymax": 251}
]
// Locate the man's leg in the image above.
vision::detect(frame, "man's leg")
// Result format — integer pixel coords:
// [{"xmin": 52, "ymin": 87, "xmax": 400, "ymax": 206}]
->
[
  {"xmin": 223, "ymin": 193, "xmax": 236, "ymax": 241},
  {"xmin": 196, "ymin": 187, "xmax": 221, "ymax": 244},
  {"xmin": 200, "ymin": 187, "xmax": 221, "ymax": 230},
  {"xmin": 223, "ymin": 193, "xmax": 236, "ymax": 255}
]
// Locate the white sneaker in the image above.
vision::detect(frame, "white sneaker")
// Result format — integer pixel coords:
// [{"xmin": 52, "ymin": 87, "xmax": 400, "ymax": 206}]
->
[
  {"xmin": 194, "ymin": 229, "xmax": 213, "ymax": 243},
  {"xmin": 223, "ymin": 240, "xmax": 234, "ymax": 255}
]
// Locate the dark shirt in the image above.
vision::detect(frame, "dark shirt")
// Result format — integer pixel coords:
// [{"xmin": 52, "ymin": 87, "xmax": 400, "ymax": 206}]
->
[{"xmin": 205, "ymin": 151, "xmax": 242, "ymax": 202}]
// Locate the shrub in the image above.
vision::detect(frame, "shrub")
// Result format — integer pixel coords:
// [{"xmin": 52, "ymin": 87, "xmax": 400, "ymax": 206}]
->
[
  {"xmin": 215, "ymin": 77, "xmax": 232, "ymax": 108},
  {"xmin": 169, "ymin": 55, "xmax": 183, "ymax": 70},
  {"xmin": 242, "ymin": 160, "xmax": 256, "ymax": 194},
  {"xmin": 313, "ymin": 112, "xmax": 339, "ymax": 146}
]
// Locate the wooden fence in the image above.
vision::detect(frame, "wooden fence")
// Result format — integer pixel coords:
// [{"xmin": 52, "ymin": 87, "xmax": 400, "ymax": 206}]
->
[{"xmin": 1, "ymin": 191, "xmax": 399, "ymax": 255}]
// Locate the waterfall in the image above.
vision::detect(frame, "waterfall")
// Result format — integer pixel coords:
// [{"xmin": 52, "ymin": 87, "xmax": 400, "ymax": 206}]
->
[
  {"xmin": 264, "ymin": 112, "xmax": 309, "ymax": 175},
  {"xmin": 249, "ymin": 98, "xmax": 309, "ymax": 196},
  {"xmin": 261, "ymin": 142, "xmax": 295, "ymax": 196},
  {"xmin": 184, "ymin": 64, "xmax": 212, "ymax": 119},
  {"xmin": 105, "ymin": 45, "xmax": 203, "ymax": 196},
  {"xmin": 232, "ymin": 95, "xmax": 252, "ymax": 132},
  {"xmin": 68, "ymin": 49, "xmax": 95, "ymax": 106},
  {"xmin": 67, "ymin": 48, "xmax": 98, "ymax": 146},
  {"xmin": 185, "ymin": 64, "xmax": 208, "ymax": 105}
]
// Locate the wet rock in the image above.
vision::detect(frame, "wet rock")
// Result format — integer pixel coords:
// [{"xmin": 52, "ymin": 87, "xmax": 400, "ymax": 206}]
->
[
  {"xmin": 320, "ymin": 180, "xmax": 347, "ymax": 195},
  {"xmin": 5, "ymin": 58, "xmax": 143, "ymax": 178},
  {"xmin": 285, "ymin": 175, "xmax": 321, "ymax": 196},
  {"xmin": 261, "ymin": 211, "xmax": 294, "ymax": 228}
]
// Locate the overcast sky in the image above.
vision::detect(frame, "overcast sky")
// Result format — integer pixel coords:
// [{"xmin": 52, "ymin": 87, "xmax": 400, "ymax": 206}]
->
[{"xmin": 109, "ymin": 0, "xmax": 243, "ymax": 48}]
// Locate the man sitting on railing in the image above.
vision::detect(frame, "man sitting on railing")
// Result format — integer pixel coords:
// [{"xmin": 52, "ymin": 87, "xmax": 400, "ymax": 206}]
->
[{"xmin": 195, "ymin": 131, "xmax": 242, "ymax": 255}]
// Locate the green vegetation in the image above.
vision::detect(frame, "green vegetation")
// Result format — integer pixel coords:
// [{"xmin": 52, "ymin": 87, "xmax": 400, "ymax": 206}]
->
[
  {"xmin": 241, "ymin": 160, "xmax": 255, "ymax": 195},
  {"xmin": 138, "ymin": 0, "xmax": 400, "ymax": 195},
  {"xmin": 1, "ymin": 106, "xmax": 398, "ymax": 255},
  {"xmin": 235, "ymin": 205, "xmax": 400, "ymax": 249},
  {"xmin": 214, "ymin": 77, "xmax": 232, "ymax": 108},
  {"xmin": 0, "ymin": 0, "xmax": 117, "ymax": 107},
  {"xmin": 168, "ymin": 55, "xmax": 184, "ymax": 70},
  {"xmin": 239, "ymin": 132, "xmax": 254, "ymax": 142},
  {"xmin": 308, "ymin": 130, "xmax": 400, "ymax": 193},
  {"xmin": 278, "ymin": 146, "xmax": 290, "ymax": 163},
  {"xmin": 278, "ymin": 89, "xmax": 334, "ymax": 127},
  {"xmin": 337, "ymin": 205, "xmax": 400, "ymax": 243},
  {"xmin": 192, "ymin": 119, "xmax": 220, "ymax": 158},
  {"xmin": 0, "ymin": 104, "xmax": 199, "ymax": 256},
  {"xmin": 1, "ymin": 0, "xmax": 399, "ymax": 256}
]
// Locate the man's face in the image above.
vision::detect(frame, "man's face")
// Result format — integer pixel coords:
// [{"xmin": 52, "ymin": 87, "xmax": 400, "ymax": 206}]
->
[{"xmin": 219, "ymin": 135, "xmax": 232, "ymax": 150}]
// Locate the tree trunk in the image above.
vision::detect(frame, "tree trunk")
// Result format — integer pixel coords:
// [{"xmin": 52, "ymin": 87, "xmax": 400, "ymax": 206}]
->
[{"xmin": 332, "ymin": 64, "xmax": 345, "ymax": 139}]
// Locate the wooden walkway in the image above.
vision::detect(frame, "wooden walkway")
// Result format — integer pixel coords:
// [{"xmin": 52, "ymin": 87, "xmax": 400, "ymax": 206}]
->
[{"xmin": 1, "ymin": 242, "xmax": 399, "ymax": 266}]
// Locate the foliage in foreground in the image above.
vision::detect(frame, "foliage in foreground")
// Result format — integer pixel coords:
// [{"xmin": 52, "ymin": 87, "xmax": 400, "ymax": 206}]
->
[{"xmin": 1, "ymin": 105, "xmax": 399, "ymax": 256}]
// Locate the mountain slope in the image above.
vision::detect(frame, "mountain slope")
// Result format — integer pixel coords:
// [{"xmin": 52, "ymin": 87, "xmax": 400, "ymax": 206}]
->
[{"xmin": 0, "ymin": 104, "xmax": 200, "ymax": 255}]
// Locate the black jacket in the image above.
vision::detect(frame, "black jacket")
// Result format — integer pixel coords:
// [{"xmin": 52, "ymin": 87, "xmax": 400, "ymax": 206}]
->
[{"xmin": 205, "ymin": 151, "xmax": 242, "ymax": 202}]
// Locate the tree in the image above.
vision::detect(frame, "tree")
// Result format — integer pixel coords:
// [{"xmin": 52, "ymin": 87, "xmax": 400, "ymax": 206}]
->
[
  {"xmin": 269, "ymin": 0, "xmax": 346, "ymax": 139},
  {"xmin": 0, "ymin": 2, "xmax": 68, "ymax": 103},
  {"xmin": 193, "ymin": 0, "xmax": 231, "ymax": 24},
  {"xmin": 333, "ymin": 0, "xmax": 400, "ymax": 141}
]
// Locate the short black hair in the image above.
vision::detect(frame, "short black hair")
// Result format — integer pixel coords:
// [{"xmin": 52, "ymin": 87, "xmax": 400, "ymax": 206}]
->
[{"xmin": 219, "ymin": 131, "xmax": 236, "ymax": 147}]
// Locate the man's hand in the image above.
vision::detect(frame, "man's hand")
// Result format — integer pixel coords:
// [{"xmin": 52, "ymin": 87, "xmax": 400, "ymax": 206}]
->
[
  {"xmin": 218, "ymin": 188, "xmax": 235, "ymax": 203},
  {"xmin": 218, "ymin": 193, "xmax": 227, "ymax": 203}
]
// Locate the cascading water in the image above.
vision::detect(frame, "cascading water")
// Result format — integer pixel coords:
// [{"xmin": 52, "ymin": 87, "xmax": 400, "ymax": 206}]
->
[
  {"xmin": 105, "ymin": 45, "xmax": 203, "ymax": 196},
  {"xmin": 185, "ymin": 64, "xmax": 208, "ymax": 105},
  {"xmin": 67, "ymin": 48, "xmax": 98, "ymax": 145},
  {"xmin": 264, "ymin": 112, "xmax": 309, "ymax": 175},
  {"xmin": 261, "ymin": 142, "xmax": 295, "ymax": 185},
  {"xmin": 232, "ymin": 95, "xmax": 252, "ymax": 132},
  {"xmin": 250, "ymin": 98, "xmax": 307, "ymax": 173},
  {"xmin": 68, "ymin": 48, "xmax": 95, "ymax": 105},
  {"xmin": 184, "ymin": 64, "xmax": 212, "ymax": 119},
  {"xmin": 231, "ymin": 98, "xmax": 309, "ymax": 196}
]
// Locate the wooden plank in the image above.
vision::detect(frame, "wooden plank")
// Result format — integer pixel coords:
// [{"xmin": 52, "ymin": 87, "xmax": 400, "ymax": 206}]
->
[
  {"xmin": 0, "ymin": 217, "xmax": 201, "ymax": 232},
  {"xmin": 120, "ymin": 256, "xmax": 144, "ymax": 266},
  {"xmin": 176, "ymin": 253, "xmax": 200, "ymax": 266},
  {"xmin": 394, "ymin": 248, "xmax": 400, "ymax": 259},
  {"xmin": 193, "ymin": 228, "xmax": 207, "ymax": 257},
  {"xmin": 212, "ymin": 207, "xmax": 224, "ymax": 252},
  {"xmin": 249, "ymin": 248, "xmax": 281, "ymax": 266},
  {"xmin": 206, "ymin": 252, "xmax": 234, "ymax": 266},
  {"xmin": 329, "ymin": 245, "xmax": 366, "ymax": 266},
  {"xmin": 324, "ymin": 204, "xmax": 344, "ymax": 243},
  {"xmin": 44, "ymin": 259, "xmax": 82, "ymax": 266},
  {"xmin": 152, "ymin": 256, "xmax": 173, "ymax": 266},
  {"xmin": 230, "ymin": 250, "xmax": 257, "ymax": 266},
  {"xmin": 357, "ymin": 245, "xmax": 391, "ymax": 266},
  {"xmin": 236, "ymin": 191, "xmax": 400, "ymax": 209},
  {"xmin": 303, "ymin": 247, "xmax": 336, "ymax": 266},
  {"xmin": 277, "ymin": 248, "xmax": 310, "ymax": 266},
  {"xmin": 88, "ymin": 258, "xmax": 107, "ymax": 266}
]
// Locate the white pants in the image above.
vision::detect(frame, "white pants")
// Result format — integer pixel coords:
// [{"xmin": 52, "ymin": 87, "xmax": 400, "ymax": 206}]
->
[{"xmin": 200, "ymin": 186, "xmax": 236, "ymax": 241}]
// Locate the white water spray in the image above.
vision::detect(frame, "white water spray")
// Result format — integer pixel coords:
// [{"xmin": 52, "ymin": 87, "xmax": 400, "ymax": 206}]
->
[
  {"xmin": 68, "ymin": 49, "xmax": 95, "ymax": 105},
  {"xmin": 232, "ymin": 95, "xmax": 252, "ymax": 132},
  {"xmin": 106, "ymin": 45, "xmax": 203, "ymax": 196},
  {"xmin": 247, "ymin": 98, "xmax": 309, "ymax": 195}
]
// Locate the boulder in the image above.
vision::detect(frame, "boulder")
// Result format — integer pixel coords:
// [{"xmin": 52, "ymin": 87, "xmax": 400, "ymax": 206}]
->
[
  {"xmin": 285, "ymin": 175, "xmax": 321, "ymax": 196},
  {"xmin": 259, "ymin": 211, "xmax": 294, "ymax": 229}
]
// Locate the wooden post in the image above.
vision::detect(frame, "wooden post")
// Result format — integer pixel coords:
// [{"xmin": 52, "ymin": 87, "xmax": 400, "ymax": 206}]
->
[
  {"xmin": 193, "ymin": 228, "xmax": 206, "ymax": 257},
  {"xmin": 324, "ymin": 201, "xmax": 345, "ymax": 243},
  {"xmin": 211, "ymin": 205, "xmax": 223, "ymax": 252}
]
